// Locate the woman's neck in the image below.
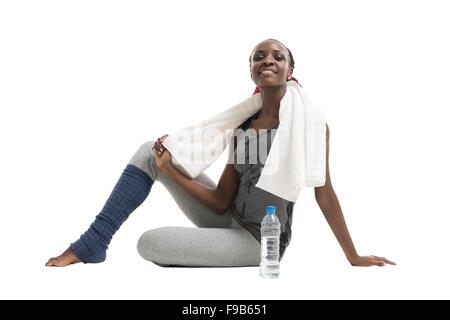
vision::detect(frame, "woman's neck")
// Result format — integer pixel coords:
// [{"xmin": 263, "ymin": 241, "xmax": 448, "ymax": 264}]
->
[{"xmin": 258, "ymin": 84, "xmax": 287, "ymax": 119}]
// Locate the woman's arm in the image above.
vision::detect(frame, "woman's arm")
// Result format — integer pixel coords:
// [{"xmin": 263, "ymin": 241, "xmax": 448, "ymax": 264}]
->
[
  {"xmin": 153, "ymin": 135, "xmax": 239, "ymax": 215},
  {"xmin": 314, "ymin": 125, "xmax": 396, "ymax": 267}
]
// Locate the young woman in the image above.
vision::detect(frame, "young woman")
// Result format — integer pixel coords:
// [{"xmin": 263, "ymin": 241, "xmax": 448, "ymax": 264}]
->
[{"xmin": 45, "ymin": 39, "xmax": 396, "ymax": 268}]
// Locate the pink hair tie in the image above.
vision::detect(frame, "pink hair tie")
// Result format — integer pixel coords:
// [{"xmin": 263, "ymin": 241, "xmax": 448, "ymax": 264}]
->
[{"xmin": 252, "ymin": 76, "xmax": 302, "ymax": 96}]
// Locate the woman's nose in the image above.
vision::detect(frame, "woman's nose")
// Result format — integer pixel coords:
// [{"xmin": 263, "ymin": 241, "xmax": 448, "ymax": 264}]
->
[{"xmin": 261, "ymin": 55, "xmax": 275, "ymax": 65}]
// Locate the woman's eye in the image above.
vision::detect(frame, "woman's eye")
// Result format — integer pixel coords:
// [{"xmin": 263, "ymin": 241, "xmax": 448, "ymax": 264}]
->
[{"xmin": 254, "ymin": 55, "xmax": 283, "ymax": 61}]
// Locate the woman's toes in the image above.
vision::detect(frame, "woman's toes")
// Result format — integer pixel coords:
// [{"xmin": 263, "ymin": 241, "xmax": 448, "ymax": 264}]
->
[
  {"xmin": 45, "ymin": 258, "xmax": 57, "ymax": 267},
  {"xmin": 45, "ymin": 256, "xmax": 71, "ymax": 267},
  {"xmin": 50, "ymin": 257, "xmax": 68, "ymax": 267}
]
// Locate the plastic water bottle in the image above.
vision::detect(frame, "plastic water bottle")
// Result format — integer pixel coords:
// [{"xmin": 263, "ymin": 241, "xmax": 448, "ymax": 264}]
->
[{"xmin": 260, "ymin": 205, "xmax": 281, "ymax": 279}]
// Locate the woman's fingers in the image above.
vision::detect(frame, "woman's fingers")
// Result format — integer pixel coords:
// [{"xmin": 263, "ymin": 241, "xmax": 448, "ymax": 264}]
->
[
  {"xmin": 369, "ymin": 257, "xmax": 384, "ymax": 266},
  {"xmin": 152, "ymin": 135, "xmax": 169, "ymax": 156},
  {"xmin": 365, "ymin": 255, "xmax": 384, "ymax": 266},
  {"xmin": 153, "ymin": 141, "xmax": 165, "ymax": 156},
  {"xmin": 376, "ymin": 256, "xmax": 397, "ymax": 265},
  {"xmin": 153, "ymin": 135, "xmax": 168, "ymax": 150},
  {"xmin": 158, "ymin": 135, "xmax": 168, "ymax": 153},
  {"xmin": 351, "ymin": 255, "xmax": 395, "ymax": 267},
  {"xmin": 152, "ymin": 142, "xmax": 160, "ymax": 155}
]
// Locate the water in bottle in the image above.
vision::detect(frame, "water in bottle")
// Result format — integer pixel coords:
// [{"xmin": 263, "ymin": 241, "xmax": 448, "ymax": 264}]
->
[{"xmin": 260, "ymin": 205, "xmax": 281, "ymax": 279}]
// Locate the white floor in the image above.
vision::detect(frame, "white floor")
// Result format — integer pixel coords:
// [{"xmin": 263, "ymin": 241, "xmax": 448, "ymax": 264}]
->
[{"xmin": 3, "ymin": 185, "xmax": 445, "ymax": 300}]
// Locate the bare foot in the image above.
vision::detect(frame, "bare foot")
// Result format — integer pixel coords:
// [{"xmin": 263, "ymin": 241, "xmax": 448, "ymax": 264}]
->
[{"xmin": 45, "ymin": 246, "xmax": 82, "ymax": 267}]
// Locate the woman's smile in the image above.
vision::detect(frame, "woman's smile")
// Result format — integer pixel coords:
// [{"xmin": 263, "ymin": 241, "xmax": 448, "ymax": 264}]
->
[{"xmin": 259, "ymin": 69, "xmax": 277, "ymax": 76}]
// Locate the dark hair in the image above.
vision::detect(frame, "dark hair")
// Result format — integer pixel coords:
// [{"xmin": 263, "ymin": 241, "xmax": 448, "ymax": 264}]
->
[{"xmin": 248, "ymin": 38, "xmax": 295, "ymax": 70}]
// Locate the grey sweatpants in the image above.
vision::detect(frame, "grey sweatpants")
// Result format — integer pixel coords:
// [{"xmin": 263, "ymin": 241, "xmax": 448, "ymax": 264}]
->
[{"xmin": 128, "ymin": 141, "xmax": 261, "ymax": 267}]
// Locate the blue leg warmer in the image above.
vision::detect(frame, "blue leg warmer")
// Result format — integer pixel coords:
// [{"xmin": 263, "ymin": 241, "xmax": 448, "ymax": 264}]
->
[{"xmin": 70, "ymin": 164, "xmax": 153, "ymax": 263}]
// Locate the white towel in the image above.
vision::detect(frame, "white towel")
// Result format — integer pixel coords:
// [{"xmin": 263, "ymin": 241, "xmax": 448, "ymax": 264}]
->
[{"xmin": 162, "ymin": 80, "xmax": 327, "ymax": 202}]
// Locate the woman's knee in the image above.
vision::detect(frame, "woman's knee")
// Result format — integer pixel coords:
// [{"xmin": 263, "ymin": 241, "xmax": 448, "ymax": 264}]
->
[
  {"xmin": 128, "ymin": 141, "xmax": 158, "ymax": 180},
  {"xmin": 136, "ymin": 227, "xmax": 169, "ymax": 265}
]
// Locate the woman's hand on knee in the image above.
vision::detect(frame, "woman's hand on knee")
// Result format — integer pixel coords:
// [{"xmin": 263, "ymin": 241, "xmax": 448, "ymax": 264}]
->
[
  {"xmin": 152, "ymin": 134, "xmax": 168, "ymax": 156},
  {"xmin": 152, "ymin": 134, "xmax": 172, "ymax": 171}
]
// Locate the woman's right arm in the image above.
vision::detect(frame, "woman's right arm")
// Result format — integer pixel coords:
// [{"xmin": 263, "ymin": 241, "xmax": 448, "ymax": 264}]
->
[{"xmin": 155, "ymin": 136, "xmax": 240, "ymax": 215}]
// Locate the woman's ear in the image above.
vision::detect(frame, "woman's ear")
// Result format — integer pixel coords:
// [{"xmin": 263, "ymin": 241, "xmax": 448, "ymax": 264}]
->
[{"xmin": 289, "ymin": 67, "xmax": 294, "ymax": 79}]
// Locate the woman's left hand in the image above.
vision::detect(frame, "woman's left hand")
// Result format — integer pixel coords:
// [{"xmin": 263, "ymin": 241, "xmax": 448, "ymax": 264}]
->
[{"xmin": 348, "ymin": 255, "xmax": 397, "ymax": 267}]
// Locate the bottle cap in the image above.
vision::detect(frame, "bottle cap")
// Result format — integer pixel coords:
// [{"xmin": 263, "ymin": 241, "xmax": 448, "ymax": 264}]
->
[{"xmin": 266, "ymin": 206, "xmax": 276, "ymax": 214}]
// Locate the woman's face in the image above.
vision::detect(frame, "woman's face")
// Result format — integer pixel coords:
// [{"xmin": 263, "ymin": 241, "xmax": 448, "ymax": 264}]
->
[{"xmin": 250, "ymin": 40, "xmax": 293, "ymax": 89}]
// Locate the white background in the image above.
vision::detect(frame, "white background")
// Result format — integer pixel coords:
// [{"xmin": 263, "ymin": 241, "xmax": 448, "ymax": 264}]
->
[{"xmin": 1, "ymin": 0, "xmax": 449, "ymax": 299}]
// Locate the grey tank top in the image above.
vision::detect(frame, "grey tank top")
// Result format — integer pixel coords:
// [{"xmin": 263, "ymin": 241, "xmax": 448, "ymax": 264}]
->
[{"xmin": 228, "ymin": 112, "xmax": 295, "ymax": 260}]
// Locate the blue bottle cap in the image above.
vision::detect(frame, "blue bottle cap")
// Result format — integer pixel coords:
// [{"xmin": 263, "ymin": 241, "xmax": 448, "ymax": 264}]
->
[{"xmin": 266, "ymin": 206, "xmax": 276, "ymax": 214}]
